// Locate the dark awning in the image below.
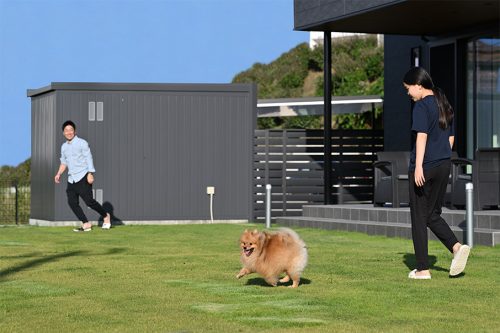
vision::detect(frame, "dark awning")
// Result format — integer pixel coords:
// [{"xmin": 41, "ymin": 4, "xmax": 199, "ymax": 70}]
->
[{"xmin": 295, "ymin": 0, "xmax": 500, "ymax": 36}]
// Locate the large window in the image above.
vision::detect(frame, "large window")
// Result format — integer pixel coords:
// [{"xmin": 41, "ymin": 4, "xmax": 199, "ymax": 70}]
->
[{"xmin": 466, "ymin": 37, "xmax": 500, "ymax": 157}]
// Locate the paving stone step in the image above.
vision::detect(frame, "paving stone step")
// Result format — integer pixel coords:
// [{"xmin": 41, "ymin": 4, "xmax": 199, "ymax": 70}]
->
[
  {"xmin": 275, "ymin": 216, "xmax": 500, "ymax": 247},
  {"xmin": 300, "ymin": 205, "xmax": 500, "ymax": 230}
]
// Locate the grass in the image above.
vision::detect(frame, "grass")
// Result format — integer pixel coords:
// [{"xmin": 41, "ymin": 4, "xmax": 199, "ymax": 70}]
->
[{"xmin": 0, "ymin": 224, "xmax": 499, "ymax": 333}]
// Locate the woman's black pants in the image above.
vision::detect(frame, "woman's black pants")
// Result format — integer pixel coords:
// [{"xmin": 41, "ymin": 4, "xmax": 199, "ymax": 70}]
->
[{"xmin": 409, "ymin": 160, "xmax": 459, "ymax": 271}]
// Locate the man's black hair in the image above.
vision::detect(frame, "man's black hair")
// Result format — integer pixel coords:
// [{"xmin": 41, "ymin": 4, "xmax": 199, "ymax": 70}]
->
[{"xmin": 62, "ymin": 120, "xmax": 76, "ymax": 131}]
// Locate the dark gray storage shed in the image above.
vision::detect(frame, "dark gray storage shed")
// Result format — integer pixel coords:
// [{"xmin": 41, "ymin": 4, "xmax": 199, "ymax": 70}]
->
[{"xmin": 28, "ymin": 82, "xmax": 256, "ymax": 225}]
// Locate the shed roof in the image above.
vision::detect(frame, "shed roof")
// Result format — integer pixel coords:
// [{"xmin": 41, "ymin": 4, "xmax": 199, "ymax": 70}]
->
[{"xmin": 27, "ymin": 82, "xmax": 254, "ymax": 97}]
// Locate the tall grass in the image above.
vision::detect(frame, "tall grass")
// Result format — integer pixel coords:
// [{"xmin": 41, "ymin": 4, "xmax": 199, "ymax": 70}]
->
[{"xmin": 0, "ymin": 224, "xmax": 498, "ymax": 332}]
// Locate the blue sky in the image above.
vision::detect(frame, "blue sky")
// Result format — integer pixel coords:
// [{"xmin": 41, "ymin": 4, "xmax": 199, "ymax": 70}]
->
[{"xmin": 0, "ymin": 0, "xmax": 308, "ymax": 166}]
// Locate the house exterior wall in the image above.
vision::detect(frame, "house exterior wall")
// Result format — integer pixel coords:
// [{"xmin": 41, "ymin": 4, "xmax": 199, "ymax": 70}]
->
[
  {"xmin": 294, "ymin": 0, "xmax": 499, "ymax": 158},
  {"xmin": 29, "ymin": 83, "xmax": 256, "ymax": 224},
  {"xmin": 384, "ymin": 32, "xmax": 499, "ymax": 157},
  {"xmin": 383, "ymin": 35, "xmax": 426, "ymax": 152}
]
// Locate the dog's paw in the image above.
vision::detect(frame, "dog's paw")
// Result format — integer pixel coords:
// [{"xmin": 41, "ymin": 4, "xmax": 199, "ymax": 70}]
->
[
  {"xmin": 237, "ymin": 268, "xmax": 249, "ymax": 279},
  {"xmin": 279, "ymin": 275, "xmax": 291, "ymax": 283}
]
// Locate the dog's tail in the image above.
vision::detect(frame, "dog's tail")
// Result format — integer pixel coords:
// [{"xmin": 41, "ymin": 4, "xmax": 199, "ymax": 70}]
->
[
  {"xmin": 276, "ymin": 227, "xmax": 306, "ymax": 248},
  {"xmin": 277, "ymin": 228, "xmax": 308, "ymax": 274}
]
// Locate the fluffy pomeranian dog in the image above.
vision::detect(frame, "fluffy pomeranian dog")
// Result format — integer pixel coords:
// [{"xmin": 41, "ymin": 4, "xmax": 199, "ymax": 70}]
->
[{"xmin": 236, "ymin": 228, "xmax": 308, "ymax": 288}]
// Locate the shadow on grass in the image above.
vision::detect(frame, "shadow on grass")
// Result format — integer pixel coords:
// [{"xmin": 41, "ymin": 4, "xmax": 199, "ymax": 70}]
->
[
  {"xmin": 93, "ymin": 247, "xmax": 128, "ymax": 256},
  {"xmin": 402, "ymin": 253, "xmax": 448, "ymax": 272},
  {"xmin": 449, "ymin": 272, "xmax": 466, "ymax": 278},
  {"xmin": 0, "ymin": 252, "xmax": 44, "ymax": 260},
  {"xmin": 106, "ymin": 247, "xmax": 127, "ymax": 254},
  {"xmin": 245, "ymin": 277, "xmax": 312, "ymax": 287},
  {"xmin": 0, "ymin": 250, "xmax": 84, "ymax": 281},
  {"xmin": 97, "ymin": 201, "xmax": 124, "ymax": 227},
  {"xmin": 0, "ymin": 247, "xmax": 127, "ymax": 281}
]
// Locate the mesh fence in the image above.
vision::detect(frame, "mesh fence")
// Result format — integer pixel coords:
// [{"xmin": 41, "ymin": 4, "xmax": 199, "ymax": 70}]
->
[{"xmin": 0, "ymin": 181, "xmax": 30, "ymax": 224}]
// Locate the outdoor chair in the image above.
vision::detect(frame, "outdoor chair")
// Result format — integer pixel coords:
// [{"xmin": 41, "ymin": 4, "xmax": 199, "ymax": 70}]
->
[
  {"xmin": 373, "ymin": 151, "xmax": 410, "ymax": 208},
  {"xmin": 473, "ymin": 148, "xmax": 500, "ymax": 209},
  {"xmin": 449, "ymin": 156, "xmax": 473, "ymax": 209},
  {"xmin": 450, "ymin": 148, "xmax": 500, "ymax": 210}
]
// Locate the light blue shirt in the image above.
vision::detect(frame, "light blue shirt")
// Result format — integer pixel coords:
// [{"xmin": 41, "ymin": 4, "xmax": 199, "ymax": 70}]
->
[{"xmin": 60, "ymin": 136, "xmax": 96, "ymax": 183}]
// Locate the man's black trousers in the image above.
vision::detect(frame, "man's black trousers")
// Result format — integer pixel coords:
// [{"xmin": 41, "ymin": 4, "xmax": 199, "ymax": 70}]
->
[{"xmin": 66, "ymin": 175, "xmax": 107, "ymax": 223}]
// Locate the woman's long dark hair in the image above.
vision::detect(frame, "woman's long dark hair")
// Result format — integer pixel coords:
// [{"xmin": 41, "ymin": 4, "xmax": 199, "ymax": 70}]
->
[{"xmin": 403, "ymin": 67, "xmax": 453, "ymax": 130}]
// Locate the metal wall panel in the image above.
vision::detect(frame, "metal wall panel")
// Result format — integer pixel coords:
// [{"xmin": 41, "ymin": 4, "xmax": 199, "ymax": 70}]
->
[
  {"xmin": 30, "ymin": 92, "xmax": 57, "ymax": 220},
  {"xmin": 30, "ymin": 83, "xmax": 256, "ymax": 222},
  {"xmin": 54, "ymin": 91, "xmax": 101, "ymax": 220}
]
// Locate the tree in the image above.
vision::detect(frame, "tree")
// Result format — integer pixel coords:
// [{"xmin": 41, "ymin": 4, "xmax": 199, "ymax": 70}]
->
[{"xmin": 0, "ymin": 158, "xmax": 31, "ymax": 185}]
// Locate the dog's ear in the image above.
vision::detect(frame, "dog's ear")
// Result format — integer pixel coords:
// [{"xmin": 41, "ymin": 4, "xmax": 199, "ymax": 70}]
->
[
  {"xmin": 252, "ymin": 229, "xmax": 259, "ymax": 234},
  {"xmin": 243, "ymin": 229, "xmax": 248, "ymax": 233}
]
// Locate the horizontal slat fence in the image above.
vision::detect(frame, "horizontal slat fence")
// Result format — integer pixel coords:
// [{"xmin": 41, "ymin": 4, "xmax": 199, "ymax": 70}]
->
[{"xmin": 253, "ymin": 129, "xmax": 384, "ymax": 220}]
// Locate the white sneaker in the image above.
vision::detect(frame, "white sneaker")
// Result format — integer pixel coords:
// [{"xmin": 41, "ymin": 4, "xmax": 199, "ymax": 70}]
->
[
  {"xmin": 408, "ymin": 269, "xmax": 431, "ymax": 279},
  {"xmin": 102, "ymin": 213, "xmax": 111, "ymax": 229},
  {"xmin": 450, "ymin": 245, "xmax": 470, "ymax": 276}
]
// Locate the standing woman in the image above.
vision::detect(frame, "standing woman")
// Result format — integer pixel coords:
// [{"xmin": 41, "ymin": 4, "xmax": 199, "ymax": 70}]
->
[{"xmin": 403, "ymin": 67, "xmax": 470, "ymax": 279}]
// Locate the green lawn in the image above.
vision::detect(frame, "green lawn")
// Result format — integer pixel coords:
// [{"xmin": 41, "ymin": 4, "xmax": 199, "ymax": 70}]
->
[{"xmin": 0, "ymin": 224, "xmax": 498, "ymax": 333}]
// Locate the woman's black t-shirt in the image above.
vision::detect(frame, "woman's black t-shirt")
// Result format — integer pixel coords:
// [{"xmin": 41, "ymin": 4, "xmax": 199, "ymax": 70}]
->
[{"xmin": 409, "ymin": 95, "xmax": 454, "ymax": 172}]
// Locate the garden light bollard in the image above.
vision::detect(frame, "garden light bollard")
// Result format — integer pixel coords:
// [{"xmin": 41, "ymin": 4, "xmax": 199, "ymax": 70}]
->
[
  {"xmin": 465, "ymin": 182, "xmax": 474, "ymax": 248},
  {"xmin": 265, "ymin": 184, "xmax": 272, "ymax": 228}
]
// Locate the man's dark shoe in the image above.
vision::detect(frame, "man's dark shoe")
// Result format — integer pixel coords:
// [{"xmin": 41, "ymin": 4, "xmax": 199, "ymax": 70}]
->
[{"xmin": 73, "ymin": 227, "xmax": 92, "ymax": 232}]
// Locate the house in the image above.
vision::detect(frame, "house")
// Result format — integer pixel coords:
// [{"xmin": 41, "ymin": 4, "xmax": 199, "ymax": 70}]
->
[
  {"xmin": 294, "ymin": 0, "xmax": 500, "ymax": 160},
  {"xmin": 277, "ymin": 0, "xmax": 500, "ymax": 246}
]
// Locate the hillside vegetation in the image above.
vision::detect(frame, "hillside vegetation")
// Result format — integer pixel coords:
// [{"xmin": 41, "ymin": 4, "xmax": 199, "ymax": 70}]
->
[
  {"xmin": 0, "ymin": 158, "xmax": 30, "ymax": 185},
  {"xmin": 232, "ymin": 35, "xmax": 384, "ymax": 129}
]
